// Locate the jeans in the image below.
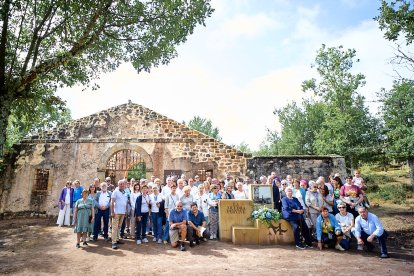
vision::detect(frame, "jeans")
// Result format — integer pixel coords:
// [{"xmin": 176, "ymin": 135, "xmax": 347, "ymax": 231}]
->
[
  {"xmin": 289, "ymin": 217, "xmax": 312, "ymax": 246},
  {"xmin": 163, "ymin": 220, "xmax": 170, "ymax": 242},
  {"xmin": 136, "ymin": 212, "xmax": 149, "ymax": 240},
  {"xmin": 151, "ymin": 212, "xmax": 163, "ymax": 240},
  {"xmin": 120, "ymin": 216, "xmax": 126, "ymax": 238},
  {"xmin": 361, "ymin": 230, "xmax": 388, "ymax": 254},
  {"xmin": 93, "ymin": 208, "xmax": 109, "ymax": 239}
]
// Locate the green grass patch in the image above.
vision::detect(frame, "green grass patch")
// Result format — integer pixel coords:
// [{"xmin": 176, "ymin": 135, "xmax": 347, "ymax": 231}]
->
[{"xmin": 367, "ymin": 183, "xmax": 412, "ymax": 205}]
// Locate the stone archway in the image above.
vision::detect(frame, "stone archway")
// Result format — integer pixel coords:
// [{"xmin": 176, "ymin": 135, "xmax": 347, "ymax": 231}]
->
[{"xmin": 97, "ymin": 144, "xmax": 153, "ymax": 182}]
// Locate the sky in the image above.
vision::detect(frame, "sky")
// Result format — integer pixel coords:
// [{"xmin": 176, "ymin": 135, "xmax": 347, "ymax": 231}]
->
[{"xmin": 57, "ymin": 0, "xmax": 404, "ymax": 150}]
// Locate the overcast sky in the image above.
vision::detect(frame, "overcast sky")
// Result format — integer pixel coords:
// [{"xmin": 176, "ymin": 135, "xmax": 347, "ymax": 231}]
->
[{"xmin": 57, "ymin": 0, "xmax": 403, "ymax": 150}]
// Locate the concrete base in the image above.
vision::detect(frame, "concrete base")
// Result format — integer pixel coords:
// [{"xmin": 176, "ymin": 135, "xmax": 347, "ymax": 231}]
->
[{"xmin": 232, "ymin": 219, "xmax": 294, "ymax": 245}]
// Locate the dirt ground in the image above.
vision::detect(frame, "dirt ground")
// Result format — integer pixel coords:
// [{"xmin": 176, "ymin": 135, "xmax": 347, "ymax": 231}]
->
[{"xmin": 0, "ymin": 216, "xmax": 413, "ymax": 276}]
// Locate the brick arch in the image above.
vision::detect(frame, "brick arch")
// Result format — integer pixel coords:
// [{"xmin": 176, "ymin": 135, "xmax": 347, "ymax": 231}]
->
[{"xmin": 97, "ymin": 144, "xmax": 153, "ymax": 175}]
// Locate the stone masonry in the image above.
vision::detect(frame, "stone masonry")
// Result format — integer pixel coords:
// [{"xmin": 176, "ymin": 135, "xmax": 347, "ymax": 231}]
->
[
  {"xmin": 0, "ymin": 102, "xmax": 249, "ymax": 216},
  {"xmin": 247, "ymin": 155, "xmax": 347, "ymax": 181},
  {"xmin": 0, "ymin": 102, "xmax": 346, "ymax": 217}
]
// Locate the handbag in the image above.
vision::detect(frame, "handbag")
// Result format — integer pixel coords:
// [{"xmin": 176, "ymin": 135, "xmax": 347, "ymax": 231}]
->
[{"xmin": 304, "ymin": 214, "xmax": 313, "ymax": 228}]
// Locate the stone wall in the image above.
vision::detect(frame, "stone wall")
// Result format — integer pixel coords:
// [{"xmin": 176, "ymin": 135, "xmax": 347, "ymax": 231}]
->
[
  {"xmin": 0, "ymin": 102, "xmax": 249, "ymax": 216},
  {"xmin": 247, "ymin": 155, "xmax": 347, "ymax": 181}
]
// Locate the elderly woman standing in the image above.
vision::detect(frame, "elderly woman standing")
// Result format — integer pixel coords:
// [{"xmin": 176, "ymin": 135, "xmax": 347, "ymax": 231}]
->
[
  {"xmin": 233, "ymin": 182, "xmax": 248, "ymax": 199},
  {"xmin": 73, "ymin": 189, "xmax": 95, "ymax": 248},
  {"xmin": 282, "ymin": 187, "xmax": 313, "ymax": 249},
  {"xmin": 180, "ymin": 186, "xmax": 195, "ymax": 212},
  {"xmin": 208, "ymin": 184, "xmax": 220, "ymax": 240},
  {"xmin": 57, "ymin": 181, "xmax": 73, "ymax": 227},
  {"xmin": 306, "ymin": 181, "xmax": 324, "ymax": 237}
]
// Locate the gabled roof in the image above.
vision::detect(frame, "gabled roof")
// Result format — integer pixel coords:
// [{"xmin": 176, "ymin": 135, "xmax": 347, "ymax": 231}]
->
[{"xmin": 23, "ymin": 102, "xmax": 248, "ymax": 156}]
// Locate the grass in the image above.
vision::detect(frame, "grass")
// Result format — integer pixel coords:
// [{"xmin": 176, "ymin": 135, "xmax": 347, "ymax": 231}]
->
[
  {"xmin": 361, "ymin": 165, "xmax": 413, "ymax": 205},
  {"xmin": 359, "ymin": 165, "xmax": 414, "ymax": 248}
]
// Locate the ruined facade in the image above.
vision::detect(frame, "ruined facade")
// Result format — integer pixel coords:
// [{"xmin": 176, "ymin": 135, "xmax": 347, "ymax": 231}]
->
[
  {"xmin": 247, "ymin": 155, "xmax": 347, "ymax": 181},
  {"xmin": 0, "ymin": 102, "xmax": 347, "ymax": 217},
  {"xmin": 0, "ymin": 102, "xmax": 249, "ymax": 216}
]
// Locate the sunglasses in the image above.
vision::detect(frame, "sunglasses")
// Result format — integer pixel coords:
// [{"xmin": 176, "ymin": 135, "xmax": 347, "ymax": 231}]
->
[
  {"xmin": 338, "ymin": 207, "xmax": 346, "ymax": 209},
  {"xmin": 212, "ymin": 187, "xmax": 217, "ymax": 190},
  {"xmin": 177, "ymin": 206, "xmax": 183, "ymax": 208}
]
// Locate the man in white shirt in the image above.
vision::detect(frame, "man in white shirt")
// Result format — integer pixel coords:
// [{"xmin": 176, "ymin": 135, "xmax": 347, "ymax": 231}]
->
[
  {"xmin": 354, "ymin": 206, "xmax": 389, "ymax": 258},
  {"xmin": 188, "ymin": 178, "xmax": 198, "ymax": 196},
  {"xmin": 149, "ymin": 186, "xmax": 163, "ymax": 243},
  {"xmin": 164, "ymin": 184, "xmax": 179, "ymax": 244},
  {"xmin": 176, "ymin": 179, "xmax": 185, "ymax": 198},
  {"xmin": 93, "ymin": 182, "xmax": 111, "ymax": 242},
  {"xmin": 161, "ymin": 177, "xmax": 172, "ymax": 199},
  {"xmin": 110, "ymin": 180, "xmax": 128, "ymax": 249}
]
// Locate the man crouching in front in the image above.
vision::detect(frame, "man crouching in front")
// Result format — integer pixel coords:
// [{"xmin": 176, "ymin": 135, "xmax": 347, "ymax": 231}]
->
[{"xmin": 169, "ymin": 201, "xmax": 187, "ymax": 251}]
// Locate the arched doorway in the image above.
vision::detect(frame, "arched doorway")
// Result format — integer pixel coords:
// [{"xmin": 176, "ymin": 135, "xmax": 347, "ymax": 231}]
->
[{"xmin": 105, "ymin": 149, "xmax": 146, "ymax": 183}]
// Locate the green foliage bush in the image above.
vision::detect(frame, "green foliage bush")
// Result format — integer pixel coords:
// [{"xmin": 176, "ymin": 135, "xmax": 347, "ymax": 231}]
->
[
  {"xmin": 367, "ymin": 183, "xmax": 412, "ymax": 204},
  {"xmin": 364, "ymin": 173, "xmax": 393, "ymax": 185}
]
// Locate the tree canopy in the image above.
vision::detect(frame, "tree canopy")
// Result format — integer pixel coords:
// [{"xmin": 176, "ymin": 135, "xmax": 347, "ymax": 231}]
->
[
  {"xmin": 185, "ymin": 115, "xmax": 221, "ymax": 141},
  {"xmin": 260, "ymin": 45, "xmax": 380, "ymax": 170},
  {"xmin": 0, "ymin": 0, "xmax": 213, "ymax": 155},
  {"xmin": 381, "ymin": 80, "xmax": 414, "ymax": 189}
]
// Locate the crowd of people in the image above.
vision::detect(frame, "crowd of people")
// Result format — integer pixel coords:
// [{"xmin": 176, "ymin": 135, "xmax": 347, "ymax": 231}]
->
[{"xmin": 56, "ymin": 170, "xmax": 389, "ymax": 257}]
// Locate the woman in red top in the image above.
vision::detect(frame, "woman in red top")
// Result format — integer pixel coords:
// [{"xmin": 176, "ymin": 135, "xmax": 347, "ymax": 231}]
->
[{"xmin": 339, "ymin": 176, "xmax": 364, "ymax": 218}]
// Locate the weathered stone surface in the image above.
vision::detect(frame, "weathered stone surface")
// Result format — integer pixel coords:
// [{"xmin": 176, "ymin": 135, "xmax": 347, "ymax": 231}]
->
[
  {"xmin": 247, "ymin": 155, "xmax": 346, "ymax": 181},
  {"xmin": 0, "ymin": 103, "xmax": 248, "ymax": 216}
]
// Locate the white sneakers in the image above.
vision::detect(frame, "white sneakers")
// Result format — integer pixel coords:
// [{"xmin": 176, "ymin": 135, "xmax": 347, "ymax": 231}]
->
[
  {"xmin": 136, "ymin": 240, "xmax": 141, "ymax": 245},
  {"xmin": 157, "ymin": 239, "xmax": 162, "ymax": 244},
  {"xmin": 335, "ymin": 244, "xmax": 345, "ymax": 251},
  {"xmin": 153, "ymin": 237, "xmax": 157, "ymax": 242},
  {"xmin": 86, "ymin": 237, "xmax": 90, "ymax": 242},
  {"xmin": 142, "ymin": 238, "xmax": 149, "ymax": 243}
]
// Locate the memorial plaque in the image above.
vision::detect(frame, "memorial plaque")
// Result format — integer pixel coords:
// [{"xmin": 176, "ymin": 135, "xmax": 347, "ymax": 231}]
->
[
  {"xmin": 249, "ymin": 184, "xmax": 273, "ymax": 209},
  {"xmin": 218, "ymin": 199, "xmax": 254, "ymax": 242}
]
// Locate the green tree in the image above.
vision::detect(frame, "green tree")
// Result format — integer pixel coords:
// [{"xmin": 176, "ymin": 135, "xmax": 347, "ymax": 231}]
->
[
  {"xmin": 381, "ymin": 80, "xmax": 414, "ymax": 190},
  {"xmin": 6, "ymin": 83, "xmax": 71, "ymax": 150},
  {"xmin": 255, "ymin": 130, "xmax": 281, "ymax": 156},
  {"xmin": 0, "ymin": 0, "xmax": 213, "ymax": 156},
  {"xmin": 375, "ymin": 0, "xmax": 414, "ymax": 75},
  {"xmin": 185, "ymin": 116, "xmax": 221, "ymax": 141},
  {"xmin": 302, "ymin": 45, "xmax": 380, "ymax": 170},
  {"xmin": 376, "ymin": 0, "xmax": 414, "ymax": 44},
  {"xmin": 235, "ymin": 141, "xmax": 251, "ymax": 154},
  {"xmin": 272, "ymin": 100, "xmax": 326, "ymax": 155}
]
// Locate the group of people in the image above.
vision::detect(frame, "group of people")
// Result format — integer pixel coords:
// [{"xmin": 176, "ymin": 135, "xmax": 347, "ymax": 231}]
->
[
  {"xmin": 273, "ymin": 171, "xmax": 389, "ymax": 258},
  {"xmin": 56, "ymin": 171, "xmax": 389, "ymax": 257}
]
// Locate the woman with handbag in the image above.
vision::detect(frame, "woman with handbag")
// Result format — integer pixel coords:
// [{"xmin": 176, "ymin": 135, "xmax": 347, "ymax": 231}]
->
[{"xmin": 73, "ymin": 189, "xmax": 95, "ymax": 248}]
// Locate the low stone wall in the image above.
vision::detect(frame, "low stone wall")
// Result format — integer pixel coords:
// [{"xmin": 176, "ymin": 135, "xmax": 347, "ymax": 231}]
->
[{"xmin": 247, "ymin": 155, "xmax": 346, "ymax": 181}]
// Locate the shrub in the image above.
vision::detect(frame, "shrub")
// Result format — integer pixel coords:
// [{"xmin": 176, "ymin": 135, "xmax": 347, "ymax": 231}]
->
[
  {"xmin": 364, "ymin": 173, "xmax": 393, "ymax": 185},
  {"xmin": 368, "ymin": 183, "xmax": 412, "ymax": 204}
]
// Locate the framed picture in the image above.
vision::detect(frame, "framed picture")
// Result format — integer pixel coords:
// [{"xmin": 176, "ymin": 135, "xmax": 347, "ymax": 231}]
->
[{"xmin": 249, "ymin": 184, "xmax": 273, "ymax": 209}]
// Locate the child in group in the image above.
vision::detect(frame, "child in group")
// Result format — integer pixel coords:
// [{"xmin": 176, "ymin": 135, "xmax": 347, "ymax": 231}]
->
[{"xmin": 352, "ymin": 170, "xmax": 370, "ymax": 208}]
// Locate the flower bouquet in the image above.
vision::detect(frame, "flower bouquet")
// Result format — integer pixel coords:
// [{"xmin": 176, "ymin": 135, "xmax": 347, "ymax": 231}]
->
[{"xmin": 250, "ymin": 206, "xmax": 281, "ymax": 228}]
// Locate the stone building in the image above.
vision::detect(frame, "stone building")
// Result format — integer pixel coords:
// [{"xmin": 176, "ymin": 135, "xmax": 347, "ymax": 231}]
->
[
  {"xmin": 248, "ymin": 155, "xmax": 346, "ymax": 181},
  {"xmin": 0, "ymin": 102, "xmax": 249, "ymax": 216},
  {"xmin": 0, "ymin": 102, "xmax": 347, "ymax": 217}
]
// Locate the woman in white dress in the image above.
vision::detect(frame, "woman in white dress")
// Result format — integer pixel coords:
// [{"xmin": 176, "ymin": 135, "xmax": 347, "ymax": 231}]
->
[
  {"xmin": 57, "ymin": 181, "xmax": 73, "ymax": 226},
  {"xmin": 232, "ymin": 182, "xmax": 248, "ymax": 199}
]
